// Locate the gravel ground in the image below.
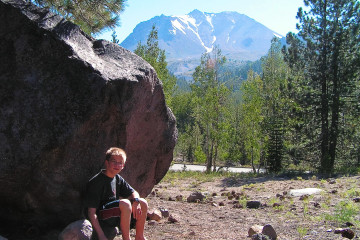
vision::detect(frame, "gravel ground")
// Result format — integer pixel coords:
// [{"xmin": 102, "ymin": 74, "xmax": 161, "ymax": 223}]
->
[{"xmin": 123, "ymin": 174, "xmax": 360, "ymax": 240}]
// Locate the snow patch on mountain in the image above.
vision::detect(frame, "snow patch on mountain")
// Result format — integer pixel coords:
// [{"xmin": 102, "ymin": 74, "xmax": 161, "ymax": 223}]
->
[
  {"xmin": 171, "ymin": 19, "xmax": 186, "ymax": 35},
  {"xmin": 177, "ymin": 15, "xmax": 197, "ymax": 27},
  {"xmin": 121, "ymin": 9, "xmax": 285, "ymax": 63},
  {"xmin": 205, "ymin": 14, "xmax": 214, "ymax": 28}
]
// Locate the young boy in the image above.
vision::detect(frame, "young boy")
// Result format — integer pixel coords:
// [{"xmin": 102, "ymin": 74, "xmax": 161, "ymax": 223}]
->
[{"xmin": 83, "ymin": 147, "xmax": 148, "ymax": 240}]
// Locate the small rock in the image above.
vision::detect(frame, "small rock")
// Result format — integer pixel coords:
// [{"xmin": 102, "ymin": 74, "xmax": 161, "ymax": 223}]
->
[
  {"xmin": 175, "ymin": 195, "xmax": 183, "ymax": 201},
  {"xmin": 342, "ymin": 229, "xmax": 355, "ymax": 239},
  {"xmin": 168, "ymin": 214, "xmax": 179, "ymax": 223},
  {"xmin": 313, "ymin": 202, "xmax": 321, "ymax": 208},
  {"xmin": 289, "ymin": 188, "xmax": 324, "ymax": 197},
  {"xmin": 148, "ymin": 220, "xmax": 158, "ymax": 226},
  {"xmin": 189, "ymin": 231, "xmax": 196, "ymax": 236},
  {"xmin": 159, "ymin": 208, "xmax": 169, "ymax": 218},
  {"xmin": 248, "ymin": 225, "xmax": 263, "ymax": 237},
  {"xmin": 353, "ymin": 197, "xmax": 360, "ymax": 203},
  {"xmin": 247, "ymin": 201, "xmax": 261, "ymax": 209},
  {"xmin": 330, "ymin": 189, "xmax": 338, "ymax": 194},
  {"xmin": 0, "ymin": 235, "xmax": 8, "ymax": 240},
  {"xmin": 233, "ymin": 203, "xmax": 243, "ymax": 208},
  {"xmin": 272, "ymin": 203, "xmax": 281, "ymax": 208},
  {"xmin": 327, "ymin": 179, "xmax": 336, "ymax": 184},
  {"xmin": 252, "ymin": 233, "xmax": 271, "ymax": 240},
  {"xmin": 220, "ymin": 187, "xmax": 227, "ymax": 192},
  {"xmin": 345, "ymin": 222, "xmax": 354, "ymax": 227},
  {"xmin": 211, "ymin": 202, "xmax": 218, "ymax": 207},
  {"xmin": 187, "ymin": 192, "xmax": 205, "ymax": 203},
  {"xmin": 147, "ymin": 209, "xmax": 162, "ymax": 221},
  {"xmin": 299, "ymin": 194, "xmax": 309, "ymax": 201},
  {"xmin": 334, "ymin": 228, "xmax": 355, "ymax": 239},
  {"xmin": 262, "ymin": 224, "xmax": 277, "ymax": 240},
  {"xmin": 219, "ymin": 201, "xmax": 225, "ymax": 206}
]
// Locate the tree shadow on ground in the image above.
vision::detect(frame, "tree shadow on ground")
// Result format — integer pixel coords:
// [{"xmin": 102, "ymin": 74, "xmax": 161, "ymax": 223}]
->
[{"xmin": 219, "ymin": 171, "xmax": 348, "ymax": 188}]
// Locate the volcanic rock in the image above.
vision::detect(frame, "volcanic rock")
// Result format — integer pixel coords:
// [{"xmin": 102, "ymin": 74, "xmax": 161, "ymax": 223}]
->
[
  {"xmin": 58, "ymin": 219, "xmax": 93, "ymax": 240},
  {"xmin": 0, "ymin": 0, "xmax": 177, "ymax": 234}
]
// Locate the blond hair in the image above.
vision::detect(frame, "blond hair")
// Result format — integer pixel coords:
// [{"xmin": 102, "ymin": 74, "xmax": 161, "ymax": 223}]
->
[{"xmin": 105, "ymin": 147, "xmax": 127, "ymax": 161}]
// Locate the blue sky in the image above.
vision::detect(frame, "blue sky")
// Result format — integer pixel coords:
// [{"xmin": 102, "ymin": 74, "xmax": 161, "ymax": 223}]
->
[{"xmin": 97, "ymin": 0, "xmax": 305, "ymax": 43}]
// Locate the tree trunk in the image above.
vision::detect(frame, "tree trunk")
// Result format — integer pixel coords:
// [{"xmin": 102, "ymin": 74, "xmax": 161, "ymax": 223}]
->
[
  {"xmin": 251, "ymin": 146, "xmax": 256, "ymax": 173},
  {"xmin": 319, "ymin": 0, "xmax": 331, "ymax": 174},
  {"xmin": 328, "ymin": 33, "xmax": 341, "ymax": 174},
  {"xmin": 206, "ymin": 141, "xmax": 213, "ymax": 173},
  {"xmin": 213, "ymin": 144, "xmax": 218, "ymax": 172}
]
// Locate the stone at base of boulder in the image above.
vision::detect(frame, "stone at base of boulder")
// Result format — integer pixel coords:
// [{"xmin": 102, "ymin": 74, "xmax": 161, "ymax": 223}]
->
[{"xmin": 58, "ymin": 219, "xmax": 93, "ymax": 240}]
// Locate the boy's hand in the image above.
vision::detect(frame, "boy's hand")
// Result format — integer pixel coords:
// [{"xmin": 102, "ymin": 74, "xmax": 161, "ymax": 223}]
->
[{"xmin": 132, "ymin": 201, "xmax": 142, "ymax": 220}]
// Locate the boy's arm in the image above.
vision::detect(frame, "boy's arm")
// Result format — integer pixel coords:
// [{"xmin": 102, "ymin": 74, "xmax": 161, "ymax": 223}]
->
[
  {"xmin": 88, "ymin": 208, "xmax": 107, "ymax": 240},
  {"xmin": 130, "ymin": 191, "xmax": 142, "ymax": 220},
  {"xmin": 130, "ymin": 191, "xmax": 140, "ymax": 200}
]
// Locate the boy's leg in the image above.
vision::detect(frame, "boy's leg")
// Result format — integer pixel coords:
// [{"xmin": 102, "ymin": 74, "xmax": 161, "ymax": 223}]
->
[
  {"xmin": 135, "ymin": 198, "xmax": 148, "ymax": 240},
  {"xmin": 119, "ymin": 199, "xmax": 132, "ymax": 240}
]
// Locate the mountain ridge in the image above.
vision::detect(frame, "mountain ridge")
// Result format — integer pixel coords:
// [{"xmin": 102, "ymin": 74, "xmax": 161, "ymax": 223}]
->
[{"xmin": 121, "ymin": 9, "xmax": 284, "ymax": 78}]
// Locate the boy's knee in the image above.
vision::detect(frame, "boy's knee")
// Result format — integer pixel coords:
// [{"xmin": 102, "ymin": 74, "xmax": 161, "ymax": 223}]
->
[
  {"xmin": 139, "ymin": 198, "xmax": 148, "ymax": 209},
  {"xmin": 119, "ymin": 199, "xmax": 132, "ymax": 212}
]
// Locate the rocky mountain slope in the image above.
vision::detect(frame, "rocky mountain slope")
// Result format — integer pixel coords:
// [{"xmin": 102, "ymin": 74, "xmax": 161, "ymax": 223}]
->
[{"xmin": 121, "ymin": 10, "xmax": 283, "ymax": 61}]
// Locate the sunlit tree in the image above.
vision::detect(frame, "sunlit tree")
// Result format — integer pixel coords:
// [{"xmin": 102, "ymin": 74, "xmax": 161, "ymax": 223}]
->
[
  {"xmin": 33, "ymin": 0, "xmax": 127, "ymax": 35},
  {"xmin": 285, "ymin": 0, "xmax": 360, "ymax": 173}
]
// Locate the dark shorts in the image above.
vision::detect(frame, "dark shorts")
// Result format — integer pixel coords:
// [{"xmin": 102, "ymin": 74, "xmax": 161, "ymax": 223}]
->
[
  {"xmin": 99, "ymin": 200, "xmax": 121, "ymax": 228},
  {"xmin": 98, "ymin": 200, "xmax": 136, "ymax": 229}
]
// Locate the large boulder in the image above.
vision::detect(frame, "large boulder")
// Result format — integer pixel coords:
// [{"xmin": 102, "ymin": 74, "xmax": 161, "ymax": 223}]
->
[{"xmin": 0, "ymin": 0, "xmax": 177, "ymax": 233}]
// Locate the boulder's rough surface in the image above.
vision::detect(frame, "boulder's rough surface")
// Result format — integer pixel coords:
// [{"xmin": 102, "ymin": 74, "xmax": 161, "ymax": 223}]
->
[{"xmin": 0, "ymin": 0, "xmax": 177, "ymax": 233}]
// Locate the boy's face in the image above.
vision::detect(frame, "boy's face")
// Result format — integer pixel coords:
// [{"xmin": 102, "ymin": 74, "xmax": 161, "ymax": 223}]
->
[{"xmin": 106, "ymin": 154, "xmax": 126, "ymax": 175}]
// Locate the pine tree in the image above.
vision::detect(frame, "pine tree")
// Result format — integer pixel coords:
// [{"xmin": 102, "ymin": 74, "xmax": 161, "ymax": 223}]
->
[
  {"xmin": 134, "ymin": 25, "xmax": 177, "ymax": 108},
  {"xmin": 285, "ymin": 0, "xmax": 360, "ymax": 173},
  {"xmin": 261, "ymin": 37, "xmax": 290, "ymax": 172},
  {"xmin": 32, "ymin": 0, "xmax": 127, "ymax": 35}
]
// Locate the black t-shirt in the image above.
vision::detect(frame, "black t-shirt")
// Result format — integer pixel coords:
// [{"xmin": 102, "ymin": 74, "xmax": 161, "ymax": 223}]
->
[{"xmin": 83, "ymin": 170, "xmax": 135, "ymax": 212}]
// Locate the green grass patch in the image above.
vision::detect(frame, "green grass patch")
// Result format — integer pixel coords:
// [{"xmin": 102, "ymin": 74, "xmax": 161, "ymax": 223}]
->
[{"xmin": 324, "ymin": 200, "xmax": 360, "ymax": 227}]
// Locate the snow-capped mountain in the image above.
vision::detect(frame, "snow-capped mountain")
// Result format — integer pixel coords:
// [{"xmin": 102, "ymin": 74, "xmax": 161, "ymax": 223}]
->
[{"xmin": 121, "ymin": 9, "xmax": 283, "ymax": 62}]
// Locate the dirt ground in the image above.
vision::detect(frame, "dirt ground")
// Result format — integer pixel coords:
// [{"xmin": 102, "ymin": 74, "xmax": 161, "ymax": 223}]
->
[{"xmin": 126, "ymin": 173, "xmax": 360, "ymax": 240}]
